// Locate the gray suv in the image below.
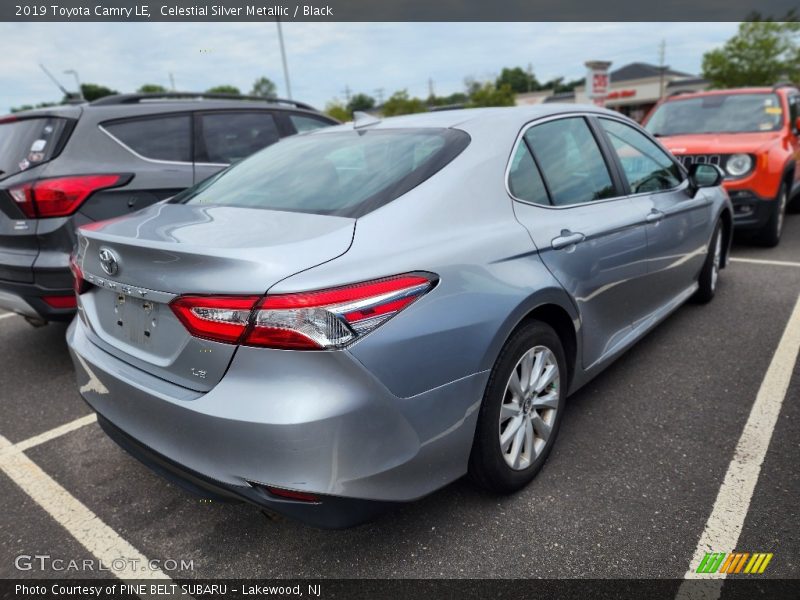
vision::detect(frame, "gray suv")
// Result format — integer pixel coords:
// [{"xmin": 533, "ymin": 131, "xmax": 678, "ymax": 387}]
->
[{"xmin": 0, "ymin": 93, "xmax": 337, "ymax": 324}]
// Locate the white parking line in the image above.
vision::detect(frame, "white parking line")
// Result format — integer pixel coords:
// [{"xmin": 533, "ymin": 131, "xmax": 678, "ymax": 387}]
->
[
  {"xmin": 730, "ymin": 257, "xmax": 800, "ymax": 268},
  {"xmin": 678, "ymin": 293, "xmax": 800, "ymax": 594},
  {"xmin": 0, "ymin": 413, "xmax": 97, "ymax": 457}
]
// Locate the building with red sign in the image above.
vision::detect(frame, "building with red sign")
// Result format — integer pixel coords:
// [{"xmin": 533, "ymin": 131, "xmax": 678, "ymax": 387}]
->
[{"xmin": 515, "ymin": 62, "xmax": 708, "ymax": 123}]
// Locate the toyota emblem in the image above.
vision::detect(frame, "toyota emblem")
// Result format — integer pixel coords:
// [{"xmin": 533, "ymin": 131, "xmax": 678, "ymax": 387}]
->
[{"xmin": 98, "ymin": 248, "xmax": 119, "ymax": 276}]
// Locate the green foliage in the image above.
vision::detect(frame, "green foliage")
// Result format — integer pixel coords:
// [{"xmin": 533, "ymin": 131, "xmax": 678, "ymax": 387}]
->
[
  {"xmin": 137, "ymin": 84, "xmax": 168, "ymax": 93},
  {"xmin": 206, "ymin": 85, "xmax": 242, "ymax": 95},
  {"xmin": 428, "ymin": 92, "xmax": 468, "ymax": 107},
  {"xmin": 10, "ymin": 102, "xmax": 58, "ymax": 113},
  {"xmin": 250, "ymin": 77, "xmax": 277, "ymax": 98},
  {"xmin": 381, "ymin": 90, "xmax": 427, "ymax": 116},
  {"xmin": 325, "ymin": 101, "xmax": 351, "ymax": 122},
  {"xmin": 702, "ymin": 20, "xmax": 800, "ymax": 88},
  {"xmin": 541, "ymin": 77, "xmax": 584, "ymax": 94},
  {"xmin": 79, "ymin": 83, "xmax": 118, "ymax": 101},
  {"xmin": 347, "ymin": 93, "xmax": 376, "ymax": 113},
  {"xmin": 496, "ymin": 66, "xmax": 539, "ymax": 94},
  {"xmin": 467, "ymin": 82, "xmax": 516, "ymax": 108}
]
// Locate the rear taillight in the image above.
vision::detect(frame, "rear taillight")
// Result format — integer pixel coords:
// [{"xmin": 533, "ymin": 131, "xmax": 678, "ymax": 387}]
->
[
  {"xmin": 9, "ymin": 174, "xmax": 127, "ymax": 218},
  {"xmin": 41, "ymin": 295, "xmax": 77, "ymax": 309},
  {"xmin": 68, "ymin": 253, "xmax": 90, "ymax": 295},
  {"xmin": 169, "ymin": 273, "xmax": 436, "ymax": 350}
]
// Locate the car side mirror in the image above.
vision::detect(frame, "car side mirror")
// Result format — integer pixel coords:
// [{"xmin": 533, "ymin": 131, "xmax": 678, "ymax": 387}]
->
[{"xmin": 688, "ymin": 163, "xmax": 724, "ymax": 195}]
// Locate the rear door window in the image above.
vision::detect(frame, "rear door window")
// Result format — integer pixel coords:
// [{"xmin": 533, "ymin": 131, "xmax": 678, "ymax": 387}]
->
[
  {"xmin": 0, "ymin": 117, "xmax": 69, "ymax": 179},
  {"xmin": 524, "ymin": 117, "xmax": 616, "ymax": 206},
  {"xmin": 198, "ymin": 112, "xmax": 280, "ymax": 164},
  {"xmin": 104, "ymin": 115, "xmax": 192, "ymax": 162}
]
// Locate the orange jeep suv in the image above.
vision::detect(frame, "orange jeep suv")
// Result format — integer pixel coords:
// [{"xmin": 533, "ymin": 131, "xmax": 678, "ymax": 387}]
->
[{"xmin": 644, "ymin": 85, "xmax": 799, "ymax": 246}]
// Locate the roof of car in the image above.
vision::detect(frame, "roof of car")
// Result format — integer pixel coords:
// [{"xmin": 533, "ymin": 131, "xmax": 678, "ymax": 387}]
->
[
  {"xmin": 664, "ymin": 86, "xmax": 797, "ymax": 101},
  {"xmin": 320, "ymin": 104, "xmax": 621, "ymax": 133}
]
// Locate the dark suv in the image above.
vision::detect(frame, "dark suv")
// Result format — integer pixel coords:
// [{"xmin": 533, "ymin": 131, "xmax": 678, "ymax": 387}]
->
[{"xmin": 0, "ymin": 93, "xmax": 337, "ymax": 324}]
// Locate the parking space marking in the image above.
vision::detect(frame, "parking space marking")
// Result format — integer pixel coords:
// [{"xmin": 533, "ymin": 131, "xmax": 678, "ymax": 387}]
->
[
  {"xmin": 0, "ymin": 414, "xmax": 97, "ymax": 457},
  {"xmin": 730, "ymin": 257, "xmax": 800, "ymax": 268},
  {"xmin": 0, "ymin": 433, "xmax": 173, "ymax": 582},
  {"xmin": 679, "ymin": 293, "xmax": 800, "ymax": 592}
]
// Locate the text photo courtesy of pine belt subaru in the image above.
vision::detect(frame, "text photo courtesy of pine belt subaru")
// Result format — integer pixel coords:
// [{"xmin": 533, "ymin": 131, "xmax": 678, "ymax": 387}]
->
[
  {"xmin": 0, "ymin": 92, "xmax": 337, "ymax": 326},
  {"xmin": 67, "ymin": 106, "xmax": 732, "ymax": 528},
  {"xmin": 644, "ymin": 85, "xmax": 800, "ymax": 247}
]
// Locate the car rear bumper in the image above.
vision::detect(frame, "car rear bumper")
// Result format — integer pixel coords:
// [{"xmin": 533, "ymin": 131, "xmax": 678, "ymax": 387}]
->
[
  {"xmin": 0, "ymin": 277, "xmax": 75, "ymax": 321},
  {"xmin": 67, "ymin": 317, "xmax": 487, "ymax": 525},
  {"xmin": 727, "ymin": 190, "xmax": 774, "ymax": 231}
]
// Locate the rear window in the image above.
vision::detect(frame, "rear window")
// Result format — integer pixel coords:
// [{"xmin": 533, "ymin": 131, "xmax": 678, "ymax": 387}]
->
[
  {"xmin": 103, "ymin": 115, "xmax": 191, "ymax": 162},
  {"xmin": 0, "ymin": 117, "xmax": 69, "ymax": 180},
  {"xmin": 172, "ymin": 128, "xmax": 470, "ymax": 218}
]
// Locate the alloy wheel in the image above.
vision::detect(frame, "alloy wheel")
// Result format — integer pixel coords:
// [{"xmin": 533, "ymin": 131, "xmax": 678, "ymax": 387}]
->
[{"xmin": 499, "ymin": 346, "xmax": 560, "ymax": 470}]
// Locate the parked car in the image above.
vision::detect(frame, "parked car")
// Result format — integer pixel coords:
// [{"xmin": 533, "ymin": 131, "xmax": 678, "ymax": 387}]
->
[
  {"xmin": 67, "ymin": 106, "xmax": 732, "ymax": 528},
  {"xmin": 644, "ymin": 84, "xmax": 800, "ymax": 246},
  {"xmin": 0, "ymin": 92, "xmax": 337, "ymax": 325}
]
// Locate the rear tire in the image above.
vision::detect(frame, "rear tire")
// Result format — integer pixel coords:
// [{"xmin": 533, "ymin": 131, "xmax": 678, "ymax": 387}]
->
[
  {"xmin": 755, "ymin": 182, "xmax": 787, "ymax": 247},
  {"xmin": 693, "ymin": 221, "xmax": 722, "ymax": 304},
  {"xmin": 469, "ymin": 320, "xmax": 566, "ymax": 494}
]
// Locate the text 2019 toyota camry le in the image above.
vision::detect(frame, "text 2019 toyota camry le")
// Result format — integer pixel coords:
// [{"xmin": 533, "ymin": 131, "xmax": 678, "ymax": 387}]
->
[{"xmin": 67, "ymin": 106, "xmax": 733, "ymax": 527}]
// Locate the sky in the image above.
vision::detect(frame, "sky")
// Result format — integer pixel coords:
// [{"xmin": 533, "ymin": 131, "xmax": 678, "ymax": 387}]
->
[{"xmin": 0, "ymin": 22, "xmax": 741, "ymax": 113}]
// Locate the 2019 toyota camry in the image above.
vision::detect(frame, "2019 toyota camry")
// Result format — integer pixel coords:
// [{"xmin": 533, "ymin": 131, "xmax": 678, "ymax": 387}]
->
[{"xmin": 67, "ymin": 106, "xmax": 733, "ymax": 527}]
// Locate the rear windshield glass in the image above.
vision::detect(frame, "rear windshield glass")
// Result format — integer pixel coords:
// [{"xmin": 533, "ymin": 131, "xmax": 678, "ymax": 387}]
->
[
  {"xmin": 0, "ymin": 117, "xmax": 69, "ymax": 180},
  {"xmin": 172, "ymin": 128, "xmax": 470, "ymax": 218},
  {"xmin": 645, "ymin": 93, "xmax": 784, "ymax": 136}
]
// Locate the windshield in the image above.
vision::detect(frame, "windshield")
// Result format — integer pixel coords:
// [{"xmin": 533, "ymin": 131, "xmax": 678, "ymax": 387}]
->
[
  {"xmin": 173, "ymin": 128, "xmax": 470, "ymax": 218},
  {"xmin": 0, "ymin": 117, "xmax": 69, "ymax": 180},
  {"xmin": 645, "ymin": 93, "xmax": 784, "ymax": 136}
]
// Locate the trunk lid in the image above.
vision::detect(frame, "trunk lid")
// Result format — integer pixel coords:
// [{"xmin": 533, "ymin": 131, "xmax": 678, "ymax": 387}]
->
[{"xmin": 75, "ymin": 203, "xmax": 355, "ymax": 391}]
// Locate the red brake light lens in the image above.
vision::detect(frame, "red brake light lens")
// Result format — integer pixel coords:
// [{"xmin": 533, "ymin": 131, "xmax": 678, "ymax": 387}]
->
[
  {"xmin": 169, "ymin": 274, "xmax": 436, "ymax": 349},
  {"xmin": 41, "ymin": 295, "xmax": 78, "ymax": 309},
  {"xmin": 9, "ymin": 174, "xmax": 127, "ymax": 218}
]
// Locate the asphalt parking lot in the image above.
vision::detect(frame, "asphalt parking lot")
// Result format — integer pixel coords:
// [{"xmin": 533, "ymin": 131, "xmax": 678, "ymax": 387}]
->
[{"xmin": 1, "ymin": 215, "xmax": 798, "ymax": 581}]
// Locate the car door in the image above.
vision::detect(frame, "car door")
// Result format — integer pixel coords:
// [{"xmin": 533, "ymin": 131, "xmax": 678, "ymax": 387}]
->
[
  {"xmin": 595, "ymin": 116, "xmax": 710, "ymax": 322},
  {"xmin": 193, "ymin": 110, "xmax": 282, "ymax": 183},
  {"xmin": 509, "ymin": 115, "xmax": 650, "ymax": 370}
]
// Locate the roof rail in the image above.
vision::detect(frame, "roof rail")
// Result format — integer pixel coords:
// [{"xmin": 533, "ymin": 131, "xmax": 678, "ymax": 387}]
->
[{"xmin": 90, "ymin": 92, "xmax": 316, "ymax": 111}]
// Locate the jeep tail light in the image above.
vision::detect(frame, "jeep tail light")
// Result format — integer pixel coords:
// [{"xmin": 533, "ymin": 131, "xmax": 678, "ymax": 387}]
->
[
  {"xmin": 169, "ymin": 273, "xmax": 437, "ymax": 350},
  {"xmin": 8, "ymin": 174, "xmax": 128, "ymax": 218}
]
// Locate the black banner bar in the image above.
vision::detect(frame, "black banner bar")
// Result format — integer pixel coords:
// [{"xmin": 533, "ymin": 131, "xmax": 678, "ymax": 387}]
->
[{"xmin": 3, "ymin": 0, "xmax": 800, "ymax": 22}]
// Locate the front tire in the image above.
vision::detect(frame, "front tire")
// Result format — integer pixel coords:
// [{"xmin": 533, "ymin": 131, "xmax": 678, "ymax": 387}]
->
[
  {"xmin": 755, "ymin": 182, "xmax": 787, "ymax": 247},
  {"xmin": 693, "ymin": 221, "xmax": 723, "ymax": 304},
  {"xmin": 469, "ymin": 321, "xmax": 566, "ymax": 494}
]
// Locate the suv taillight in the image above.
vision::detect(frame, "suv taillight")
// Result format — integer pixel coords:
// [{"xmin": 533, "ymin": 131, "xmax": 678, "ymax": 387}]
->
[
  {"xmin": 170, "ymin": 274, "xmax": 436, "ymax": 349},
  {"xmin": 8, "ymin": 174, "xmax": 127, "ymax": 218}
]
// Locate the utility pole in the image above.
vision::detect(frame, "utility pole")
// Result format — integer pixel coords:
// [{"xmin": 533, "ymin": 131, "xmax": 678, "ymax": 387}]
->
[
  {"xmin": 276, "ymin": 18, "xmax": 292, "ymax": 99},
  {"xmin": 527, "ymin": 62, "xmax": 534, "ymax": 93},
  {"xmin": 428, "ymin": 78, "xmax": 435, "ymax": 99},
  {"xmin": 341, "ymin": 85, "xmax": 352, "ymax": 103},
  {"xmin": 63, "ymin": 69, "xmax": 84, "ymax": 100},
  {"xmin": 373, "ymin": 88, "xmax": 384, "ymax": 105},
  {"xmin": 658, "ymin": 39, "xmax": 666, "ymax": 100},
  {"xmin": 169, "ymin": 72, "xmax": 176, "ymax": 91}
]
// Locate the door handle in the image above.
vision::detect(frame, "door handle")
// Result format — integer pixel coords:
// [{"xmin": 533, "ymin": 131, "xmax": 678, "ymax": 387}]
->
[
  {"xmin": 645, "ymin": 209, "xmax": 665, "ymax": 224},
  {"xmin": 551, "ymin": 230, "xmax": 586, "ymax": 250}
]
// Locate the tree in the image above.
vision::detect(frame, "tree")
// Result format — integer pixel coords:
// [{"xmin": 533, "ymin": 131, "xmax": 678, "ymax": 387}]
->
[
  {"xmin": 250, "ymin": 77, "xmax": 277, "ymax": 99},
  {"xmin": 467, "ymin": 82, "xmax": 516, "ymax": 108},
  {"xmin": 427, "ymin": 91, "xmax": 468, "ymax": 107},
  {"xmin": 380, "ymin": 90, "xmax": 427, "ymax": 117},
  {"xmin": 347, "ymin": 93, "xmax": 376, "ymax": 113},
  {"xmin": 496, "ymin": 66, "xmax": 539, "ymax": 94},
  {"xmin": 10, "ymin": 102, "xmax": 58, "ymax": 113},
  {"xmin": 541, "ymin": 77, "xmax": 584, "ymax": 93},
  {"xmin": 79, "ymin": 83, "xmax": 118, "ymax": 101},
  {"xmin": 702, "ymin": 19, "xmax": 800, "ymax": 88},
  {"xmin": 325, "ymin": 101, "xmax": 350, "ymax": 122},
  {"xmin": 137, "ymin": 84, "xmax": 168, "ymax": 93},
  {"xmin": 206, "ymin": 85, "xmax": 242, "ymax": 95}
]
